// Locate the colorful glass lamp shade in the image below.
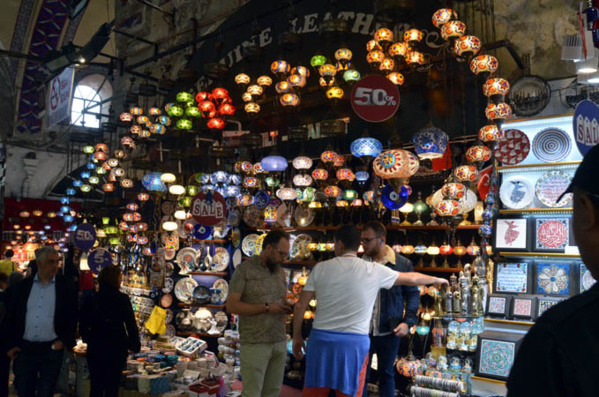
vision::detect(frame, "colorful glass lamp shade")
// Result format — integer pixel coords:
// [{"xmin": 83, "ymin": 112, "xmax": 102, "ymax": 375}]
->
[
  {"xmin": 454, "ymin": 35, "xmax": 482, "ymax": 58},
  {"xmin": 142, "ymin": 172, "xmax": 167, "ymax": 192},
  {"xmin": 432, "ymin": 8, "xmax": 457, "ymax": 28},
  {"xmin": 350, "ymin": 137, "xmax": 383, "ymax": 159},
  {"xmin": 261, "ymin": 155, "xmax": 288, "ymax": 172},
  {"xmin": 413, "ymin": 126, "xmax": 449, "ymax": 159},
  {"xmin": 470, "ymin": 55, "xmax": 499, "ymax": 76}
]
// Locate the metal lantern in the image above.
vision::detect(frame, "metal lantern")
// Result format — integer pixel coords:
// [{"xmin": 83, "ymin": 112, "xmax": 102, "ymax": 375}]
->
[{"xmin": 413, "ymin": 126, "xmax": 449, "ymax": 160}]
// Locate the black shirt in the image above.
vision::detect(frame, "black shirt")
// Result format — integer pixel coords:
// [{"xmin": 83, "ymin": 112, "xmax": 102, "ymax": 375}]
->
[{"xmin": 507, "ymin": 282, "xmax": 599, "ymax": 397}]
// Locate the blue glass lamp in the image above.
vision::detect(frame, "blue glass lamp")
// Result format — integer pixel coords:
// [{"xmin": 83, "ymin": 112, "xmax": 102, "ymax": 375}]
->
[
  {"xmin": 350, "ymin": 137, "xmax": 383, "ymax": 159},
  {"xmin": 65, "ymin": 188, "xmax": 76, "ymax": 196},
  {"xmin": 413, "ymin": 126, "xmax": 449, "ymax": 160},
  {"xmin": 141, "ymin": 172, "xmax": 167, "ymax": 192},
  {"xmin": 261, "ymin": 155, "xmax": 288, "ymax": 172},
  {"xmin": 355, "ymin": 171, "xmax": 370, "ymax": 182}
]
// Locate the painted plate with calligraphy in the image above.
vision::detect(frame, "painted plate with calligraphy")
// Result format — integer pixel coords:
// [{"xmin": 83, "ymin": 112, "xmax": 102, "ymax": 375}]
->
[
  {"xmin": 535, "ymin": 170, "xmax": 573, "ymax": 208},
  {"xmin": 535, "ymin": 218, "xmax": 569, "ymax": 250},
  {"xmin": 499, "ymin": 175, "xmax": 534, "ymax": 209},
  {"xmin": 495, "ymin": 129, "xmax": 530, "ymax": 165}
]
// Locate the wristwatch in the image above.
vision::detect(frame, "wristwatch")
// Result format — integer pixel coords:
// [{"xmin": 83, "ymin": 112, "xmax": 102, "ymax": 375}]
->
[{"xmin": 265, "ymin": 302, "xmax": 269, "ymax": 313}]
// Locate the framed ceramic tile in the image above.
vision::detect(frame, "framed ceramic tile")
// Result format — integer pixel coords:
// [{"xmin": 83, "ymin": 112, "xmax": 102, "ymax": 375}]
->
[
  {"xmin": 580, "ymin": 263, "xmax": 597, "ymax": 293},
  {"xmin": 475, "ymin": 331, "xmax": 523, "ymax": 381},
  {"xmin": 537, "ymin": 296, "xmax": 564, "ymax": 318},
  {"xmin": 493, "ymin": 261, "xmax": 532, "ymax": 294},
  {"xmin": 534, "ymin": 261, "xmax": 572, "ymax": 296},
  {"xmin": 486, "ymin": 294, "xmax": 512, "ymax": 317},
  {"xmin": 533, "ymin": 218, "xmax": 570, "ymax": 252},
  {"xmin": 510, "ymin": 296, "xmax": 537, "ymax": 320},
  {"xmin": 493, "ymin": 218, "xmax": 529, "ymax": 251}
]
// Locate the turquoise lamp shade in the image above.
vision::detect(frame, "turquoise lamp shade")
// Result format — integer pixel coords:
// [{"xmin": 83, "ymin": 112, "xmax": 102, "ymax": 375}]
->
[
  {"xmin": 65, "ymin": 188, "xmax": 76, "ymax": 196},
  {"xmin": 261, "ymin": 155, "xmax": 288, "ymax": 172},
  {"xmin": 355, "ymin": 171, "xmax": 370, "ymax": 182},
  {"xmin": 350, "ymin": 137, "xmax": 383, "ymax": 158}
]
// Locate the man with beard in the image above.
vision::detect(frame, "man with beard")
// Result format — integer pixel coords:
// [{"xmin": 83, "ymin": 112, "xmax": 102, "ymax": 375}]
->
[
  {"xmin": 360, "ymin": 221, "xmax": 420, "ymax": 397},
  {"xmin": 228, "ymin": 230, "xmax": 293, "ymax": 397},
  {"xmin": 507, "ymin": 144, "xmax": 599, "ymax": 397}
]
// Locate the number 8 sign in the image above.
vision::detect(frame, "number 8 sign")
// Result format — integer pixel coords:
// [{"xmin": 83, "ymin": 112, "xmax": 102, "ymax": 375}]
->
[{"xmin": 350, "ymin": 75, "xmax": 400, "ymax": 123}]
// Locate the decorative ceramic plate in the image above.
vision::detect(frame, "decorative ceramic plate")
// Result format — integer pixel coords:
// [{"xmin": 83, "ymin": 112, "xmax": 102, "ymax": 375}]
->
[
  {"xmin": 254, "ymin": 190, "xmax": 270, "ymax": 210},
  {"xmin": 193, "ymin": 224, "xmax": 212, "ymax": 240},
  {"xmin": 228, "ymin": 209, "xmax": 242, "ymax": 227},
  {"xmin": 381, "ymin": 184, "xmax": 409, "ymax": 210},
  {"xmin": 233, "ymin": 249, "xmax": 242, "ymax": 268},
  {"xmin": 255, "ymin": 234, "xmax": 266, "ymax": 255},
  {"xmin": 507, "ymin": 75, "xmax": 551, "ymax": 117},
  {"xmin": 535, "ymin": 171, "xmax": 573, "ymax": 207},
  {"xmin": 294, "ymin": 206, "xmax": 315, "ymax": 227},
  {"xmin": 495, "ymin": 129, "xmax": 530, "ymax": 165},
  {"xmin": 164, "ymin": 262, "xmax": 174, "ymax": 277},
  {"xmin": 243, "ymin": 206, "xmax": 263, "ymax": 228},
  {"xmin": 242, "ymin": 234, "xmax": 259, "ymax": 257},
  {"xmin": 213, "ymin": 279, "xmax": 229, "ymax": 303},
  {"xmin": 165, "ymin": 309, "xmax": 173, "ymax": 324},
  {"xmin": 164, "ymin": 324, "xmax": 176, "ymax": 338},
  {"xmin": 214, "ymin": 311, "xmax": 228, "ymax": 332},
  {"xmin": 192, "ymin": 284, "xmax": 211, "ymax": 304},
  {"xmin": 499, "ymin": 176, "xmax": 534, "ymax": 209},
  {"xmin": 161, "ymin": 201, "xmax": 175, "ymax": 215},
  {"xmin": 174, "ymin": 277, "xmax": 198, "ymax": 303},
  {"xmin": 291, "ymin": 234, "xmax": 313, "ymax": 261},
  {"xmin": 213, "ymin": 219, "xmax": 230, "ymax": 239},
  {"xmin": 162, "ymin": 277, "xmax": 174, "ymax": 294},
  {"xmin": 277, "ymin": 203, "xmax": 293, "ymax": 227},
  {"xmin": 212, "ymin": 247, "xmax": 230, "ymax": 272},
  {"xmin": 532, "ymin": 128, "xmax": 572, "ymax": 163},
  {"xmin": 160, "ymin": 293, "xmax": 173, "ymax": 308},
  {"xmin": 536, "ymin": 219, "xmax": 569, "ymax": 250},
  {"xmin": 165, "ymin": 249, "xmax": 176, "ymax": 261},
  {"xmin": 176, "ymin": 248, "xmax": 198, "ymax": 274},
  {"xmin": 231, "ymin": 228, "xmax": 241, "ymax": 248},
  {"xmin": 193, "ymin": 308, "xmax": 213, "ymax": 333}
]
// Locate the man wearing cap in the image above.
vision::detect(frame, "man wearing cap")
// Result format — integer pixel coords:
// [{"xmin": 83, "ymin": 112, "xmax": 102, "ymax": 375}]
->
[{"xmin": 507, "ymin": 144, "xmax": 599, "ymax": 397}]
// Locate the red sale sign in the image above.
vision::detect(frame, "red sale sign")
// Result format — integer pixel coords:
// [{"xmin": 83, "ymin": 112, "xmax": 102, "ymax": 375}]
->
[
  {"xmin": 190, "ymin": 191, "xmax": 227, "ymax": 226},
  {"xmin": 350, "ymin": 75, "xmax": 400, "ymax": 122}
]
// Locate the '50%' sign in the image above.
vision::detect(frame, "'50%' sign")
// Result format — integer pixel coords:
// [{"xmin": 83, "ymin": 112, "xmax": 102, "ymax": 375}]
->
[{"xmin": 350, "ymin": 75, "xmax": 400, "ymax": 123}]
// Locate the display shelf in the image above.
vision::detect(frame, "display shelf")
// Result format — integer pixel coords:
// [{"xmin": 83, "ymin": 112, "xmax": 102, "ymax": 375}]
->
[
  {"xmin": 413, "ymin": 267, "xmax": 465, "ymax": 273},
  {"xmin": 284, "ymin": 260, "xmax": 318, "ymax": 266},
  {"xmin": 497, "ymin": 160, "xmax": 580, "ymax": 171},
  {"xmin": 471, "ymin": 376, "xmax": 506, "ymax": 385},
  {"xmin": 244, "ymin": 225, "xmax": 481, "ymax": 232},
  {"xmin": 177, "ymin": 303, "xmax": 226, "ymax": 309},
  {"xmin": 189, "ymin": 271, "xmax": 228, "ymax": 276},
  {"xmin": 192, "ymin": 239, "xmax": 227, "ymax": 244},
  {"xmin": 498, "ymin": 208, "xmax": 572, "ymax": 214},
  {"xmin": 484, "ymin": 318, "xmax": 534, "ymax": 326},
  {"xmin": 176, "ymin": 331, "xmax": 223, "ymax": 338},
  {"xmin": 499, "ymin": 252, "xmax": 580, "ymax": 258},
  {"xmin": 432, "ymin": 315, "xmax": 483, "ymax": 320}
]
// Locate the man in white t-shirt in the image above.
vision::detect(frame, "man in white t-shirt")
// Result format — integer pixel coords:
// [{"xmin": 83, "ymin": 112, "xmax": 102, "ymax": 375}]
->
[{"xmin": 292, "ymin": 225, "xmax": 448, "ymax": 397}]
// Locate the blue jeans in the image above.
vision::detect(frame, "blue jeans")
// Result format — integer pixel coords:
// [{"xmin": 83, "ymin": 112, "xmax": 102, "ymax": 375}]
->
[
  {"xmin": 14, "ymin": 343, "xmax": 64, "ymax": 397},
  {"xmin": 363, "ymin": 333, "xmax": 401, "ymax": 397}
]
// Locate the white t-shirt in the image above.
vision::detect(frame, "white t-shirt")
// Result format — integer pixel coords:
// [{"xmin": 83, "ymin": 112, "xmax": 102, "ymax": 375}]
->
[{"xmin": 303, "ymin": 255, "xmax": 399, "ymax": 335}]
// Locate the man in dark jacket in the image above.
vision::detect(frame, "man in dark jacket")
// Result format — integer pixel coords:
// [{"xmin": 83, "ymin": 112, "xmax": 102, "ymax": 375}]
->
[
  {"xmin": 361, "ymin": 221, "xmax": 420, "ymax": 397},
  {"xmin": 5, "ymin": 247, "xmax": 78, "ymax": 397}
]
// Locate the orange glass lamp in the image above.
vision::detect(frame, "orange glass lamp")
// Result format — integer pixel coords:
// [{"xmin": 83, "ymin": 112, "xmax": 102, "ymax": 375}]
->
[{"xmin": 374, "ymin": 28, "xmax": 394, "ymax": 47}]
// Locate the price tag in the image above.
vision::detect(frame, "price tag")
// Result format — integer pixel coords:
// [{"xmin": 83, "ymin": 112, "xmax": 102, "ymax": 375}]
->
[
  {"xmin": 350, "ymin": 75, "xmax": 400, "ymax": 122},
  {"xmin": 88, "ymin": 248, "xmax": 113, "ymax": 274},
  {"xmin": 74, "ymin": 223, "xmax": 96, "ymax": 251}
]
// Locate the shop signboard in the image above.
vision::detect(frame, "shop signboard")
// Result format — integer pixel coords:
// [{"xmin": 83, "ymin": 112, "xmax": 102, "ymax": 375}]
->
[
  {"xmin": 573, "ymin": 99, "xmax": 599, "ymax": 156},
  {"xmin": 88, "ymin": 248, "xmax": 113, "ymax": 274},
  {"xmin": 74, "ymin": 223, "xmax": 96, "ymax": 251},
  {"xmin": 190, "ymin": 191, "xmax": 227, "ymax": 226},
  {"xmin": 350, "ymin": 75, "xmax": 400, "ymax": 123}
]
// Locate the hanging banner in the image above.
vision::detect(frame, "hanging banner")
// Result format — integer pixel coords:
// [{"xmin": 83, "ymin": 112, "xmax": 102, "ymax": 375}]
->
[
  {"xmin": 191, "ymin": 191, "xmax": 227, "ymax": 226},
  {"xmin": 46, "ymin": 67, "xmax": 75, "ymax": 128},
  {"xmin": 74, "ymin": 223, "xmax": 96, "ymax": 251},
  {"xmin": 88, "ymin": 248, "xmax": 113, "ymax": 274},
  {"xmin": 350, "ymin": 75, "xmax": 400, "ymax": 123},
  {"xmin": 573, "ymin": 99, "xmax": 599, "ymax": 156}
]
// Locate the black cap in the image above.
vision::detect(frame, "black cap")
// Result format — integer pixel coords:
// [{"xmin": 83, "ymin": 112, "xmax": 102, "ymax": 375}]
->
[{"xmin": 557, "ymin": 144, "xmax": 599, "ymax": 202}]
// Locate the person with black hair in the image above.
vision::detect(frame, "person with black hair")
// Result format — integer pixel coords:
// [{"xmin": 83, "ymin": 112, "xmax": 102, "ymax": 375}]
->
[
  {"xmin": 80, "ymin": 265, "xmax": 140, "ymax": 397},
  {"xmin": 0, "ymin": 250, "xmax": 16, "ymax": 277},
  {"xmin": 293, "ymin": 225, "xmax": 448, "ymax": 397},
  {"xmin": 0, "ymin": 271, "xmax": 24, "ymax": 397},
  {"xmin": 507, "ymin": 144, "xmax": 599, "ymax": 397},
  {"xmin": 227, "ymin": 230, "xmax": 292, "ymax": 397}
]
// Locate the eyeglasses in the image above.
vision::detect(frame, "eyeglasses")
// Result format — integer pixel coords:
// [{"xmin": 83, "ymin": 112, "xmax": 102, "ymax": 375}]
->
[
  {"xmin": 361, "ymin": 236, "xmax": 382, "ymax": 244},
  {"xmin": 277, "ymin": 250, "xmax": 290, "ymax": 260}
]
